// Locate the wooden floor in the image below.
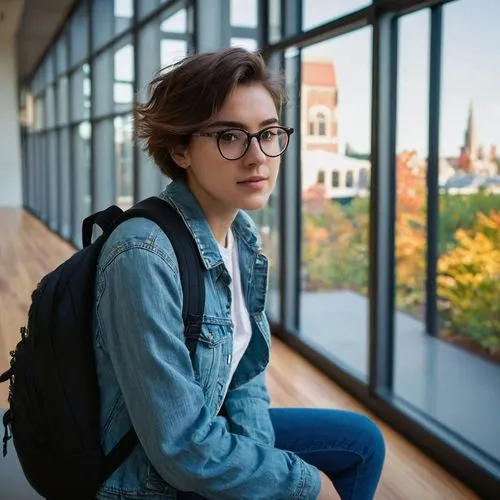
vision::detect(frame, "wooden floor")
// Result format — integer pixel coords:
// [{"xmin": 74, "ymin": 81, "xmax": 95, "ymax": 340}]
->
[{"xmin": 0, "ymin": 209, "xmax": 478, "ymax": 500}]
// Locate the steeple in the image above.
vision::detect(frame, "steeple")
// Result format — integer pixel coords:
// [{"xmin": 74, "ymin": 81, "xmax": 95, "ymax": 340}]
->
[{"xmin": 464, "ymin": 100, "xmax": 477, "ymax": 161}]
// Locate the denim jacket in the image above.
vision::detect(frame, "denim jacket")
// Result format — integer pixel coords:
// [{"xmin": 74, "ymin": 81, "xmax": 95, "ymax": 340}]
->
[{"xmin": 93, "ymin": 179, "xmax": 321, "ymax": 499}]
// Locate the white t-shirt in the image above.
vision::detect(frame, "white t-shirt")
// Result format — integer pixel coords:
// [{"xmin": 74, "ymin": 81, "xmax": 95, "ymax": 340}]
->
[{"xmin": 217, "ymin": 229, "xmax": 252, "ymax": 399}]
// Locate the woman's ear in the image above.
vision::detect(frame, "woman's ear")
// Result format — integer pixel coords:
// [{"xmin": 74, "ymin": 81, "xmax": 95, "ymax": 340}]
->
[{"xmin": 170, "ymin": 143, "xmax": 190, "ymax": 170}]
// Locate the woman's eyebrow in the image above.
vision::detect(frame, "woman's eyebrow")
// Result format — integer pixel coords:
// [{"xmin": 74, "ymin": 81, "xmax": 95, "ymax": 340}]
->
[{"xmin": 206, "ymin": 118, "xmax": 279, "ymax": 129}]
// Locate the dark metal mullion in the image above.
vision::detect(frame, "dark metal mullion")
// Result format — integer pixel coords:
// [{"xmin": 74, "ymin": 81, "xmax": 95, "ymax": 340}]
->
[
  {"xmin": 52, "ymin": 51, "xmax": 61, "ymax": 233},
  {"xmin": 257, "ymin": 0, "xmax": 269, "ymax": 48},
  {"xmin": 159, "ymin": 31, "xmax": 189, "ymax": 41},
  {"xmin": 132, "ymin": 0, "xmax": 140, "ymax": 204},
  {"xmin": 426, "ymin": 5, "xmax": 442, "ymax": 336},
  {"xmin": 280, "ymin": 0, "xmax": 302, "ymax": 332},
  {"xmin": 375, "ymin": 0, "xmax": 455, "ymax": 16},
  {"xmin": 368, "ymin": 12, "xmax": 398, "ymax": 395},
  {"xmin": 88, "ymin": 0, "xmax": 98, "ymax": 214}
]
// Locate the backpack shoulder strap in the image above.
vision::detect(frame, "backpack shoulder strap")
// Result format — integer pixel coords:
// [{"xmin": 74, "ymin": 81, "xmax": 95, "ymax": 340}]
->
[{"xmin": 115, "ymin": 197, "xmax": 205, "ymax": 361}]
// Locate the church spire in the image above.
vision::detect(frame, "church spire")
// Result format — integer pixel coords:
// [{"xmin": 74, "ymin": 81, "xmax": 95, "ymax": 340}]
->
[{"xmin": 465, "ymin": 100, "xmax": 477, "ymax": 161}]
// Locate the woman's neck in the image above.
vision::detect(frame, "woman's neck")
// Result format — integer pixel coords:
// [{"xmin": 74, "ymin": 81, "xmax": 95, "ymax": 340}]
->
[{"xmin": 186, "ymin": 177, "xmax": 237, "ymax": 247}]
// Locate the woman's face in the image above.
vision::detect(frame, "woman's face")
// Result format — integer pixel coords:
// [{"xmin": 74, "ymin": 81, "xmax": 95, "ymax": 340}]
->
[{"xmin": 175, "ymin": 83, "xmax": 283, "ymax": 218}]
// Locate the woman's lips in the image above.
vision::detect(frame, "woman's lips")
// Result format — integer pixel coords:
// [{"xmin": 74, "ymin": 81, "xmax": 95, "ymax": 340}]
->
[{"xmin": 238, "ymin": 178, "xmax": 267, "ymax": 190}]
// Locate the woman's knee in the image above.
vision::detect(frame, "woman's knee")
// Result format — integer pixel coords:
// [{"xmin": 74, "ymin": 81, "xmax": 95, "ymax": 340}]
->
[{"xmin": 355, "ymin": 413, "xmax": 386, "ymax": 465}]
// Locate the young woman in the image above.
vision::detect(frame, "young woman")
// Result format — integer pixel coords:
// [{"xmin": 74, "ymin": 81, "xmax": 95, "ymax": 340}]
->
[{"xmin": 93, "ymin": 47, "xmax": 385, "ymax": 499}]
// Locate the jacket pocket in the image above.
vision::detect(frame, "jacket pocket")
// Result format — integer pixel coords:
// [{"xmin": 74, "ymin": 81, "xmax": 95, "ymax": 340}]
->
[{"xmin": 186, "ymin": 322, "xmax": 230, "ymax": 408}]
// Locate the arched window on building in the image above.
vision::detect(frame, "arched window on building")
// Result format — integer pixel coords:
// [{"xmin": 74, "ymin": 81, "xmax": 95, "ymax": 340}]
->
[
  {"xmin": 317, "ymin": 170, "xmax": 325, "ymax": 184},
  {"xmin": 317, "ymin": 112, "xmax": 326, "ymax": 136},
  {"xmin": 346, "ymin": 170, "xmax": 354, "ymax": 187},
  {"xmin": 331, "ymin": 170, "xmax": 339, "ymax": 188},
  {"xmin": 308, "ymin": 106, "xmax": 330, "ymax": 137}
]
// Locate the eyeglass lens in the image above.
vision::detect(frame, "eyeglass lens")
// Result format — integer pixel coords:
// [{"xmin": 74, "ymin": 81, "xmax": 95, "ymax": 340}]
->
[{"xmin": 218, "ymin": 127, "xmax": 289, "ymax": 159}]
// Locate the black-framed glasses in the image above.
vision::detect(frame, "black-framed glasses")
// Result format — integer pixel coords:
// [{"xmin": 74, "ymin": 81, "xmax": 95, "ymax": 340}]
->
[{"xmin": 191, "ymin": 126, "xmax": 294, "ymax": 161}]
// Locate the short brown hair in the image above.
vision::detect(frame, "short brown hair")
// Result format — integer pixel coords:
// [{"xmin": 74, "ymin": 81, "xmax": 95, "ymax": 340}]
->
[{"xmin": 135, "ymin": 48, "xmax": 286, "ymax": 179}]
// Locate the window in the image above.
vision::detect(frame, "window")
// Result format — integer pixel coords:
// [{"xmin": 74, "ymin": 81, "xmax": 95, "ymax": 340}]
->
[
  {"xmin": 230, "ymin": 0, "xmax": 257, "ymax": 28},
  {"xmin": 317, "ymin": 113, "xmax": 326, "ymax": 136},
  {"xmin": 72, "ymin": 122, "xmax": 92, "ymax": 247},
  {"xmin": 308, "ymin": 108, "xmax": 330, "ymax": 137},
  {"xmin": 394, "ymin": 1, "xmax": 500, "ymax": 466},
  {"xmin": 332, "ymin": 170, "xmax": 340, "ymax": 188},
  {"xmin": 300, "ymin": 29, "xmax": 372, "ymax": 381},
  {"xmin": 70, "ymin": 64, "xmax": 91, "ymax": 123},
  {"xmin": 93, "ymin": 41, "xmax": 134, "ymax": 118},
  {"xmin": 346, "ymin": 170, "xmax": 354, "ymax": 187},
  {"xmin": 114, "ymin": 115, "xmax": 133, "ymax": 210}
]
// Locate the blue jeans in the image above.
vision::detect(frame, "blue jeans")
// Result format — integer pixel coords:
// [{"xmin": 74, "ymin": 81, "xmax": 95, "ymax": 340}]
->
[{"xmin": 180, "ymin": 408, "xmax": 385, "ymax": 499}]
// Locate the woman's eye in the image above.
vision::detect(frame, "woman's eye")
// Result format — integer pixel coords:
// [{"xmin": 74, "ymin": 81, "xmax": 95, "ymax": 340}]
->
[
  {"xmin": 261, "ymin": 130, "xmax": 276, "ymax": 141},
  {"xmin": 220, "ymin": 132, "xmax": 238, "ymax": 143}
]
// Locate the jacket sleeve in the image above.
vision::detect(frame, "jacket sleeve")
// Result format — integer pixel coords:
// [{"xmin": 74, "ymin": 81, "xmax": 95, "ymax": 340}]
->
[
  {"xmin": 96, "ymin": 242, "xmax": 321, "ymax": 500},
  {"xmin": 224, "ymin": 370, "xmax": 275, "ymax": 447}
]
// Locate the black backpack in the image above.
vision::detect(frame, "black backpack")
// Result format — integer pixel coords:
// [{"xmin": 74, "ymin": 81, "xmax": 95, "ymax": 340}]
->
[{"xmin": 0, "ymin": 197, "xmax": 205, "ymax": 500}]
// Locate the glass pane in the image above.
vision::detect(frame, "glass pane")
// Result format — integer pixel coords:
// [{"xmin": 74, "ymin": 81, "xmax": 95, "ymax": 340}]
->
[
  {"xmin": 230, "ymin": 0, "xmax": 257, "ymax": 28},
  {"xmin": 300, "ymin": 29, "xmax": 372, "ymax": 380},
  {"xmin": 56, "ymin": 31, "xmax": 68, "ymax": 76},
  {"xmin": 70, "ymin": 64, "xmax": 91, "ymax": 122},
  {"xmin": 27, "ymin": 134, "xmax": 36, "ymax": 210},
  {"xmin": 93, "ymin": 119, "xmax": 115, "ymax": 210},
  {"xmin": 160, "ymin": 39, "xmax": 188, "ymax": 69},
  {"xmin": 57, "ymin": 76, "xmax": 69, "ymax": 126},
  {"xmin": 114, "ymin": 42, "xmax": 134, "ymax": 112},
  {"xmin": 92, "ymin": 0, "xmax": 134, "ymax": 50},
  {"xmin": 160, "ymin": 8, "xmax": 186, "ymax": 32},
  {"xmin": 34, "ymin": 96, "xmax": 45, "ymax": 131},
  {"xmin": 269, "ymin": 0, "xmax": 281, "ymax": 43},
  {"xmin": 72, "ymin": 122, "xmax": 92, "ymax": 247},
  {"xmin": 93, "ymin": 50, "xmax": 114, "ymax": 117},
  {"xmin": 93, "ymin": 42, "xmax": 134, "ymax": 117},
  {"xmin": 262, "ymin": 188, "xmax": 281, "ymax": 321},
  {"xmin": 230, "ymin": 38, "xmax": 258, "ymax": 51},
  {"xmin": 114, "ymin": 115, "xmax": 134, "ymax": 210},
  {"xmin": 45, "ymin": 86, "xmax": 56, "ymax": 129},
  {"xmin": 393, "ymin": 7, "xmax": 431, "ymax": 427},
  {"xmin": 45, "ymin": 54, "xmax": 56, "ymax": 85},
  {"xmin": 303, "ymin": 0, "xmax": 371, "ymax": 31},
  {"xmin": 48, "ymin": 131, "xmax": 58, "ymax": 230},
  {"xmin": 437, "ymin": 0, "xmax": 499, "ymax": 460},
  {"xmin": 59, "ymin": 128, "xmax": 71, "ymax": 239},
  {"xmin": 70, "ymin": 1, "xmax": 89, "ymax": 67},
  {"xmin": 38, "ymin": 134, "xmax": 48, "ymax": 221}
]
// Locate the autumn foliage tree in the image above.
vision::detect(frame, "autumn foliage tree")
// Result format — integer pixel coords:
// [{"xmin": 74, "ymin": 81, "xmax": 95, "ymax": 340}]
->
[{"xmin": 438, "ymin": 211, "xmax": 500, "ymax": 353}]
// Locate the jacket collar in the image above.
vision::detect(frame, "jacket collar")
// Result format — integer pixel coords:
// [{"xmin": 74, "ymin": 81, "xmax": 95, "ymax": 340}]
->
[{"xmin": 159, "ymin": 179, "xmax": 262, "ymax": 270}]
